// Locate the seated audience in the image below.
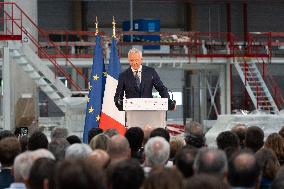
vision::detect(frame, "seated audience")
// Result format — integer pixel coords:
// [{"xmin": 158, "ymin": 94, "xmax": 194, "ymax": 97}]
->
[
  {"xmin": 50, "ymin": 127, "xmax": 68, "ymax": 141},
  {"xmin": 149, "ymin": 128, "xmax": 170, "ymax": 142},
  {"xmin": 0, "ymin": 130, "xmax": 15, "ymax": 141},
  {"xmin": 65, "ymin": 143, "xmax": 92, "ymax": 159},
  {"xmin": 107, "ymin": 135, "xmax": 131, "ymax": 163},
  {"xmin": 88, "ymin": 127, "xmax": 103, "ymax": 144},
  {"xmin": 216, "ymin": 131, "xmax": 240, "ymax": 150},
  {"xmin": 184, "ymin": 121, "xmax": 205, "ymax": 148},
  {"xmin": 66, "ymin": 135, "xmax": 81, "ymax": 144},
  {"xmin": 48, "ymin": 138, "xmax": 70, "ymax": 161},
  {"xmin": 89, "ymin": 133, "xmax": 110, "ymax": 151},
  {"xmin": 169, "ymin": 136, "xmax": 185, "ymax": 161},
  {"xmin": 174, "ymin": 147, "xmax": 197, "ymax": 178},
  {"xmin": 19, "ymin": 135, "xmax": 29, "ymax": 152},
  {"xmin": 231, "ymin": 123, "xmax": 247, "ymax": 149},
  {"xmin": 125, "ymin": 127, "xmax": 144, "ymax": 162},
  {"xmin": 183, "ymin": 173, "xmax": 229, "ymax": 189},
  {"xmin": 56, "ymin": 159, "xmax": 105, "ymax": 189},
  {"xmin": 256, "ymin": 148, "xmax": 280, "ymax": 189},
  {"xmin": 104, "ymin": 128, "xmax": 119, "ymax": 138},
  {"xmin": 88, "ymin": 149, "xmax": 110, "ymax": 169},
  {"xmin": 228, "ymin": 150, "xmax": 261, "ymax": 188},
  {"xmin": 245, "ymin": 126, "xmax": 264, "ymax": 152},
  {"xmin": 27, "ymin": 132, "xmax": 48, "ymax": 151},
  {"xmin": 143, "ymin": 124, "xmax": 153, "ymax": 146},
  {"xmin": 193, "ymin": 148, "xmax": 227, "ymax": 179},
  {"xmin": 142, "ymin": 167, "xmax": 182, "ymax": 189},
  {"xmin": 264, "ymin": 133, "xmax": 284, "ymax": 165},
  {"xmin": 0, "ymin": 137, "xmax": 21, "ymax": 189},
  {"xmin": 107, "ymin": 159, "xmax": 144, "ymax": 189}
]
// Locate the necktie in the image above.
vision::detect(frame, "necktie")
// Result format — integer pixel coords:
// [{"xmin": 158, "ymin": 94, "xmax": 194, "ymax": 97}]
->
[{"xmin": 134, "ymin": 71, "xmax": 140, "ymax": 88}]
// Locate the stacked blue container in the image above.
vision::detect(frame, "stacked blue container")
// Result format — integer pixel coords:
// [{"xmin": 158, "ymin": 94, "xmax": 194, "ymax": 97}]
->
[{"xmin": 122, "ymin": 19, "xmax": 160, "ymax": 50}]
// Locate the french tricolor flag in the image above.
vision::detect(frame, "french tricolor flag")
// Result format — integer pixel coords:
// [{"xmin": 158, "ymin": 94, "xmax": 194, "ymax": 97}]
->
[{"xmin": 99, "ymin": 37, "xmax": 126, "ymax": 135}]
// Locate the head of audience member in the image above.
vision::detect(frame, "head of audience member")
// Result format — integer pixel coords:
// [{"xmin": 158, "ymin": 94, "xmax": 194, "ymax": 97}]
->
[
  {"xmin": 143, "ymin": 124, "xmax": 153, "ymax": 145},
  {"xmin": 216, "ymin": 131, "xmax": 240, "ymax": 150},
  {"xmin": 0, "ymin": 137, "xmax": 21, "ymax": 167},
  {"xmin": 142, "ymin": 167, "xmax": 183, "ymax": 189},
  {"xmin": 88, "ymin": 127, "xmax": 103, "ymax": 144},
  {"xmin": 125, "ymin": 127, "xmax": 144, "ymax": 157},
  {"xmin": 231, "ymin": 123, "xmax": 247, "ymax": 148},
  {"xmin": 184, "ymin": 121, "xmax": 205, "ymax": 148},
  {"xmin": 278, "ymin": 126, "xmax": 284, "ymax": 138},
  {"xmin": 28, "ymin": 131, "xmax": 49, "ymax": 151},
  {"xmin": 31, "ymin": 149, "xmax": 55, "ymax": 161},
  {"xmin": 107, "ymin": 135, "xmax": 130, "ymax": 162},
  {"xmin": 169, "ymin": 136, "xmax": 185, "ymax": 160},
  {"xmin": 256, "ymin": 148, "xmax": 280, "ymax": 181},
  {"xmin": 144, "ymin": 136, "xmax": 170, "ymax": 167},
  {"xmin": 65, "ymin": 143, "xmax": 92, "ymax": 159},
  {"xmin": 89, "ymin": 133, "xmax": 110, "ymax": 151},
  {"xmin": 56, "ymin": 159, "xmax": 105, "ymax": 189},
  {"xmin": 183, "ymin": 173, "xmax": 229, "ymax": 189},
  {"xmin": 264, "ymin": 133, "xmax": 284, "ymax": 165},
  {"xmin": 66, "ymin": 135, "xmax": 81, "ymax": 144},
  {"xmin": 228, "ymin": 150, "xmax": 261, "ymax": 188},
  {"xmin": 48, "ymin": 138, "xmax": 70, "ymax": 161},
  {"xmin": 50, "ymin": 127, "xmax": 68, "ymax": 141},
  {"xmin": 104, "ymin": 128, "xmax": 119, "ymax": 138},
  {"xmin": 88, "ymin": 149, "xmax": 110, "ymax": 169},
  {"xmin": 0, "ymin": 130, "xmax": 15, "ymax": 141},
  {"xmin": 149, "ymin": 128, "xmax": 170, "ymax": 142},
  {"xmin": 19, "ymin": 135, "xmax": 29, "ymax": 152},
  {"xmin": 245, "ymin": 126, "xmax": 264, "ymax": 152},
  {"xmin": 224, "ymin": 146, "xmax": 239, "ymax": 160},
  {"xmin": 107, "ymin": 159, "xmax": 144, "ymax": 189},
  {"xmin": 28, "ymin": 158, "xmax": 56, "ymax": 189},
  {"xmin": 271, "ymin": 177, "xmax": 284, "ymax": 189},
  {"xmin": 193, "ymin": 148, "xmax": 228, "ymax": 179},
  {"xmin": 13, "ymin": 151, "xmax": 34, "ymax": 182},
  {"xmin": 174, "ymin": 147, "xmax": 198, "ymax": 178}
]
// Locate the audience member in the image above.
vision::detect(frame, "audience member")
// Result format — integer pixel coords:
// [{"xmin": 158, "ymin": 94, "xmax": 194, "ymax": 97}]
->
[
  {"xmin": 278, "ymin": 126, "xmax": 284, "ymax": 138},
  {"xmin": 193, "ymin": 148, "xmax": 227, "ymax": 179},
  {"xmin": 104, "ymin": 128, "xmax": 119, "ymax": 138},
  {"xmin": 88, "ymin": 128, "xmax": 103, "ymax": 144},
  {"xmin": 184, "ymin": 121, "xmax": 205, "ymax": 148},
  {"xmin": 216, "ymin": 131, "xmax": 240, "ymax": 150},
  {"xmin": 88, "ymin": 149, "xmax": 110, "ymax": 169},
  {"xmin": 231, "ymin": 123, "xmax": 247, "ymax": 148},
  {"xmin": 183, "ymin": 173, "xmax": 229, "ymax": 189},
  {"xmin": 142, "ymin": 167, "xmax": 182, "ymax": 189},
  {"xmin": 6, "ymin": 151, "xmax": 33, "ymax": 189},
  {"xmin": 27, "ymin": 132, "xmax": 48, "ymax": 151},
  {"xmin": 66, "ymin": 135, "xmax": 82, "ymax": 144},
  {"xmin": 28, "ymin": 158, "xmax": 56, "ymax": 189},
  {"xmin": 174, "ymin": 147, "xmax": 197, "ymax": 178},
  {"xmin": 107, "ymin": 159, "xmax": 144, "ymax": 189},
  {"xmin": 149, "ymin": 128, "xmax": 170, "ymax": 142},
  {"xmin": 264, "ymin": 133, "xmax": 284, "ymax": 165},
  {"xmin": 19, "ymin": 135, "xmax": 29, "ymax": 152},
  {"xmin": 65, "ymin": 143, "xmax": 92, "ymax": 159},
  {"xmin": 143, "ymin": 124, "xmax": 153, "ymax": 145},
  {"xmin": 89, "ymin": 133, "xmax": 110, "ymax": 151},
  {"xmin": 256, "ymin": 148, "xmax": 280, "ymax": 189},
  {"xmin": 31, "ymin": 149, "xmax": 55, "ymax": 161},
  {"xmin": 245, "ymin": 126, "xmax": 264, "ymax": 152},
  {"xmin": 125, "ymin": 127, "xmax": 144, "ymax": 162},
  {"xmin": 271, "ymin": 176, "xmax": 284, "ymax": 189},
  {"xmin": 0, "ymin": 137, "xmax": 21, "ymax": 189},
  {"xmin": 48, "ymin": 138, "xmax": 70, "ymax": 161},
  {"xmin": 144, "ymin": 136, "xmax": 170, "ymax": 169},
  {"xmin": 107, "ymin": 135, "xmax": 130, "ymax": 162},
  {"xmin": 228, "ymin": 150, "xmax": 261, "ymax": 188},
  {"xmin": 169, "ymin": 136, "xmax": 184, "ymax": 161},
  {"xmin": 50, "ymin": 127, "xmax": 68, "ymax": 141},
  {"xmin": 56, "ymin": 159, "xmax": 105, "ymax": 189}
]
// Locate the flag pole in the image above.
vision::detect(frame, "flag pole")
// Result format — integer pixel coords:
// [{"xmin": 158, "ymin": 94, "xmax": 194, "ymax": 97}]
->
[
  {"xmin": 95, "ymin": 16, "xmax": 99, "ymax": 36},
  {"xmin": 112, "ymin": 16, "xmax": 116, "ymax": 38}
]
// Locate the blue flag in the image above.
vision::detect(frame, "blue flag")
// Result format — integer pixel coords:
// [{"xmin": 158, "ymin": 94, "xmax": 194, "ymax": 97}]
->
[{"xmin": 83, "ymin": 35, "xmax": 106, "ymax": 143}]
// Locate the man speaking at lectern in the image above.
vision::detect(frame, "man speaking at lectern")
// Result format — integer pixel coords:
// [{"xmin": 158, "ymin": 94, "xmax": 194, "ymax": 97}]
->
[{"xmin": 114, "ymin": 48, "xmax": 175, "ymax": 111}]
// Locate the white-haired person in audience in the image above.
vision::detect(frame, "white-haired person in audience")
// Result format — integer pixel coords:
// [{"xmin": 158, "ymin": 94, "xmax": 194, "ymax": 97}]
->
[{"xmin": 65, "ymin": 143, "xmax": 92, "ymax": 159}]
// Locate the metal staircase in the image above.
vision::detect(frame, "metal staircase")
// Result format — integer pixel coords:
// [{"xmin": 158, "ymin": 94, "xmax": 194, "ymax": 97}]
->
[
  {"xmin": 10, "ymin": 41, "xmax": 71, "ymax": 113},
  {"xmin": 234, "ymin": 60, "xmax": 279, "ymax": 114}
]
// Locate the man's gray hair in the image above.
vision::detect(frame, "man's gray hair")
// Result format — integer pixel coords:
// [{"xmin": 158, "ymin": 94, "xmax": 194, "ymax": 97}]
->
[
  {"xmin": 32, "ymin": 149, "xmax": 55, "ymax": 160},
  {"xmin": 51, "ymin": 127, "xmax": 68, "ymax": 140},
  {"xmin": 48, "ymin": 138, "xmax": 70, "ymax": 161},
  {"xmin": 184, "ymin": 121, "xmax": 203, "ymax": 136},
  {"xmin": 193, "ymin": 147, "xmax": 228, "ymax": 178},
  {"xmin": 13, "ymin": 151, "xmax": 34, "ymax": 181},
  {"xmin": 144, "ymin": 136, "xmax": 170, "ymax": 167},
  {"xmin": 128, "ymin": 48, "xmax": 142, "ymax": 58},
  {"xmin": 65, "ymin": 143, "xmax": 92, "ymax": 159}
]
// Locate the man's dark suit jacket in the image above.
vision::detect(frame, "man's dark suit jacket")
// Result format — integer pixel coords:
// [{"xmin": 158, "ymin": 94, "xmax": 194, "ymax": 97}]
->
[{"xmin": 114, "ymin": 65, "xmax": 170, "ymax": 111}]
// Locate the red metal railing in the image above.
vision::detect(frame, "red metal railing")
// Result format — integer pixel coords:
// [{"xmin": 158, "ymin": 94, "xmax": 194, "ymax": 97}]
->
[{"xmin": 0, "ymin": 2, "xmax": 88, "ymax": 91}]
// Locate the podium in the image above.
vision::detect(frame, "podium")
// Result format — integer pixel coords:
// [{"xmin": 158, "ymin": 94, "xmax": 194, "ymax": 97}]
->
[{"xmin": 123, "ymin": 98, "xmax": 168, "ymax": 129}]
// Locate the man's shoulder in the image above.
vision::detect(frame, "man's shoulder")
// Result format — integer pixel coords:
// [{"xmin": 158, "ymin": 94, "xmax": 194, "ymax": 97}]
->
[
  {"xmin": 143, "ymin": 65, "xmax": 155, "ymax": 72},
  {"xmin": 120, "ymin": 67, "xmax": 131, "ymax": 76}
]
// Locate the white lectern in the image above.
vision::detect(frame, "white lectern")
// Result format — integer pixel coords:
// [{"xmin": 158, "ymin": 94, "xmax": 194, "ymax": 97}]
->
[{"xmin": 123, "ymin": 98, "xmax": 168, "ymax": 129}]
